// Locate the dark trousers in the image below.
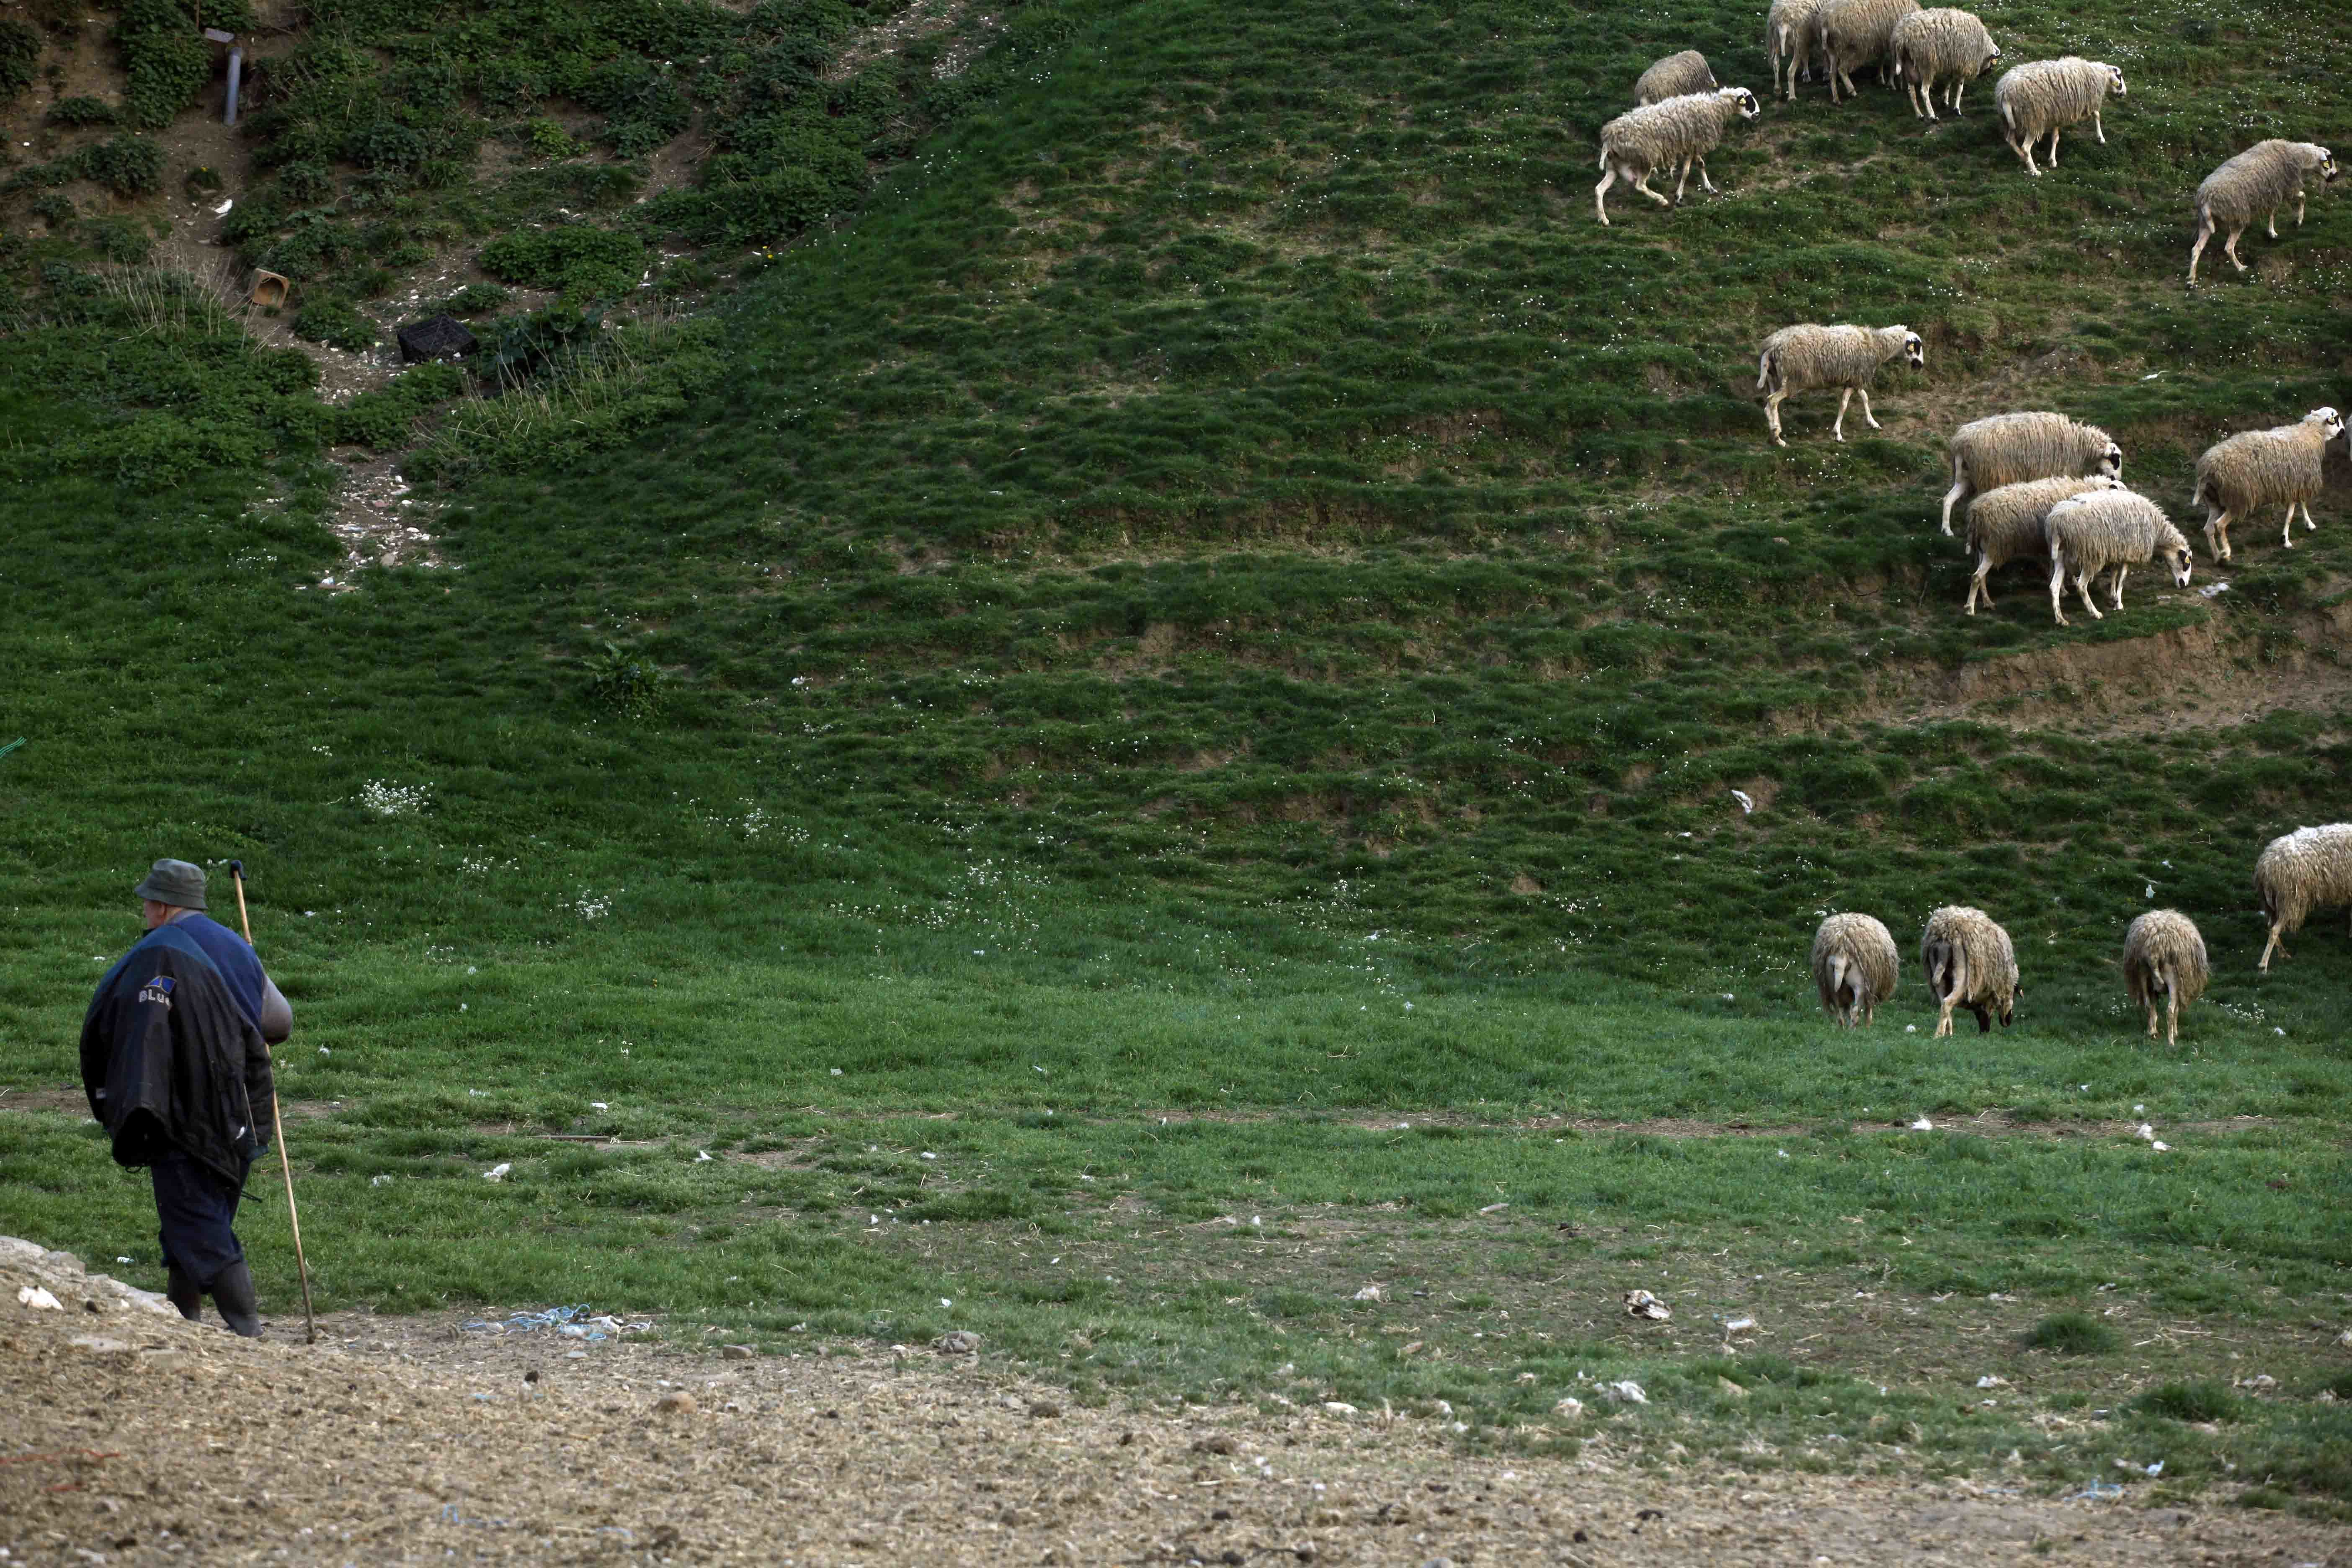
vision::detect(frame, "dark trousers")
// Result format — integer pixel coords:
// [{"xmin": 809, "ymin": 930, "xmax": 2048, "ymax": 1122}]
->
[{"xmin": 151, "ymin": 1148, "xmax": 249, "ymax": 1290}]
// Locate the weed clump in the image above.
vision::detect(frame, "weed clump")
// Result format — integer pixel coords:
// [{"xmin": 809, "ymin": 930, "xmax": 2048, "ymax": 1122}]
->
[
  {"xmin": 2023, "ymin": 1311, "xmax": 2117, "ymax": 1355},
  {"xmin": 584, "ymin": 642, "xmax": 664, "ymax": 722},
  {"xmin": 0, "ymin": 22, "xmax": 48, "ymax": 104},
  {"xmin": 480, "ymin": 226, "xmax": 644, "ymax": 300},
  {"xmin": 2136, "ymin": 1380, "xmax": 2240, "ymax": 1422},
  {"xmin": 293, "ymin": 297, "xmax": 377, "ymax": 353}
]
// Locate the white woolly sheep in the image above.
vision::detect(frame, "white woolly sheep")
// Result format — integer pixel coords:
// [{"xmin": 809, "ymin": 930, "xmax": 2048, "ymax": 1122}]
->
[
  {"xmin": 1992, "ymin": 57, "xmax": 2125, "ymax": 176},
  {"xmin": 2190, "ymin": 140, "xmax": 2339, "ymax": 284},
  {"xmin": 2122, "ymin": 910, "xmax": 2208, "ymax": 1047},
  {"xmin": 1961, "ymin": 475, "xmax": 2123, "ymax": 615},
  {"xmin": 2255, "ymin": 824, "xmax": 2352, "ymax": 972},
  {"xmin": 1939, "ymin": 411, "xmax": 2122, "ymax": 535},
  {"xmin": 1636, "ymin": 49, "xmax": 1718, "ymax": 106},
  {"xmin": 2190, "ymin": 407, "xmax": 2346, "ymax": 561},
  {"xmin": 1890, "ymin": 9, "xmax": 1999, "ymax": 121},
  {"xmin": 2043, "ymin": 489, "xmax": 2193, "ymax": 626},
  {"xmin": 1816, "ymin": 0, "xmax": 1920, "ymax": 104},
  {"xmin": 1595, "ymin": 88, "xmax": 1761, "ymax": 225},
  {"xmin": 1920, "ymin": 905, "xmax": 2017, "ymax": 1037},
  {"xmin": 1755, "ymin": 323, "xmax": 1924, "ymax": 446},
  {"xmin": 1813, "ymin": 913, "xmax": 1899, "ymax": 1027},
  {"xmin": 1767, "ymin": 0, "xmax": 1824, "ymax": 99}
]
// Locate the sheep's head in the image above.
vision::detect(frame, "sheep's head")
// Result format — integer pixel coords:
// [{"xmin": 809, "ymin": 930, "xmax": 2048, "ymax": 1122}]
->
[
  {"xmin": 2091, "ymin": 474, "xmax": 2126, "ymax": 491},
  {"xmin": 2314, "ymin": 147, "xmax": 2340, "ymax": 183},
  {"xmin": 2096, "ymin": 439, "xmax": 2123, "ymax": 478},
  {"xmin": 1898, "ymin": 329, "xmax": 1925, "ymax": 369},
  {"xmin": 1722, "ymin": 86, "xmax": 1761, "ymax": 119},
  {"xmin": 2104, "ymin": 64, "xmax": 2127, "ymax": 97},
  {"xmin": 2164, "ymin": 538, "xmax": 2195, "ymax": 589},
  {"xmin": 2310, "ymin": 407, "xmax": 2347, "ymax": 444},
  {"xmin": 1981, "ymin": 42, "xmax": 2003, "ymax": 68}
]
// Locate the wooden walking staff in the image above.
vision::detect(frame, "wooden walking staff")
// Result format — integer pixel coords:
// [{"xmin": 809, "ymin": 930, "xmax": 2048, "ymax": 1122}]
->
[{"xmin": 228, "ymin": 860, "xmax": 317, "ymax": 1345}]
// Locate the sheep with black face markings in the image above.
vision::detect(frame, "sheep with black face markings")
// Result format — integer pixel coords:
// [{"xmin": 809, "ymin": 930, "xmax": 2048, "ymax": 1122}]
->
[
  {"xmin": 1636, "ymin": 49, "xmax": 1718, "ymax": 106},
  {"xmin": 2190, "ymin": 140, "xmax": 2339, "ymax": 284},
  {"xmin": 1921, "ymin": 906, "xmax": 2017, "ymax": 1037},
  {"xmin": 1813, "ymin": 913, "xmax": 1900, "ymax": 1027},
  {"xmin": 1993, "ymin": 57, "xmax": 2126, "ymax": 176},
  {"xmin": 1595, "ymin": 88, "xmax": 1761, "ymax": 225},
  {"xmin": 1816, "ymin": 0, "xmax": 1920, "ymax": 104},
  {"xmin": 2122, "ymin": 910, "xmax": 2207, "ymax": 1047},
  {"xmin": 1767, "ymin": 0, "xmax": 1824, "ymax": 99},
  {"xmin": 2190, "ymin": 407, "xmax": 2345, "ymax": 562},
  {"xmin": 2255, "ymin": 824, "xmax": 2352, "ymax": 972},
  {"xmin": 1890, "ymin": 8, "xmax": 1999, "ymax": 121},
  {"xmin": 2042, "ymin": 488, "xmax": 2193, "ymax": 626},
  {"xmin": 1755, "ymin": 323, "xmax": 1924, "ymax": 446},
  {"xmin": 1939, "ymin": 411, "xmax": 2122, "ymax": 535},
  {"xmin": 1961, "ymin": 474, "xmax": 2123, "ymax": 615}
]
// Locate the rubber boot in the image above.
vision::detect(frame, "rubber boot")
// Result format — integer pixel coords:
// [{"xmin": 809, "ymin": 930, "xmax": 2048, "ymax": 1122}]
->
[
  {"xmin": 165, "ymin": 1263, "xmax": 203, "ymax": 1322},
  {"xmin": 210, "ymin": 1259, "xmax": 265, "ymax": 1338}
]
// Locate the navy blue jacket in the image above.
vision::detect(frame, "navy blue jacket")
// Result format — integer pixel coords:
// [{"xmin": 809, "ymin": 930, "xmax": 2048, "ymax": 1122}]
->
[{"xmin": 82, "ymin": 924, "xmax": 275, "ymax": 1186}]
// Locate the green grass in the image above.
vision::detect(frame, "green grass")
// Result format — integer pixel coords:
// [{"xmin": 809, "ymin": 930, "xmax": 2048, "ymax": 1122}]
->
[{"xmin": 3, "ymin": 0, "xmax": 2352, "ymax": 1518}]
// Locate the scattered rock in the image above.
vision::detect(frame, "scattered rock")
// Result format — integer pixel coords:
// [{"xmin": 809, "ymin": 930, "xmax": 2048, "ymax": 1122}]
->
[
  {"xmin": 721, "ymin": 1344, "xmax": 755, "ymax": 1360},
  {"xmin": 16, "ymin": 1285, "xmax": 61, "ymax": 1311},
  {"xmin": 1602, "ymin": 1381, "xmax": 1648, "ymax": 1405},
  {"xmin": 1192, "ymin": 1434, "xmax": 1238, "ymax": 1455},
  {"xmin": 1351, "ymin": 1284, "xmax": 1384, "ymax": 1302},
  {"xmin": 1553, "ymin": 1396, "xmax": 1585, "ymax": 1418},
  {"xmin": 1322, "ymin": 1401, "xmax": 1359, "ymax": 1416},
  {"xmin": 1028, "ymin": 1400, "xmax": 1062, "ymax": 1419},
  {"xmin": 933, "ymin": 1330, "xmax": 983, "ymax": 1354},
  {"xmin": 654, "ymin": 1391, "xmax": 698, "ymax": 1415},
  {"xmin": 69, "ymin": 1335, "xmax": 134, "ymax": 1353},
  {"xmin": 1716, "ymin": 1377, "xmax": 1748, "ymax": 1400}
]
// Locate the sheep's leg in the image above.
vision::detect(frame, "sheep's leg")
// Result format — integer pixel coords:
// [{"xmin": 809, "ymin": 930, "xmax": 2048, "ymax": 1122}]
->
[
  {"xmin": 2109, "ymin": 564, "xmax": 2128, "ymax": 611},
  {"xmin": 1764, "ymin": 391, "xmax": 1788, "ymax": 448},
  {"xmin": 2073, "ymin": 565, "xmax": 2104, "ymax": 621},
  {"xmin": 1933, "ymin": 996, "xmax": 1955, "ymax": 1037},
  {"xmin": 2188, "ymin": 217, "xmax": 2212, "ymax": 283},
  {"xmin": 2259, "ymin": 921, "xmax": 2284, "ymax": 972},
  {"xmin": 2009, "ymin": 132, "xmax": 2041, "ymax": 176},
  {"xmin": 1631, "ymin": 172, "xmax": 1671, "ymax": 209},
  {"xmin": 2203, "ymin": 508, "xmax": 2232, "ymax": 563},
  {"xmin": 2046, "ymin": 126, "xmax": 2061, "ymax": 167},
  {"xmin": 2166, "ymin": 985, "xmax": 2179, "ymax": 1047},
  {"xmin": 2049, "ymin": 556, "xmax": 2070, "ymax": 625},
  {"xmin": 1950, "ymin": 78, "xmax": 1965, "ymax": 115},
  {"xmin": 2296, "ymin": 193, "xmax": 2307, "ymax": 227},
  {"xmin": 2298, "ymin": 499, "xmax": 2318, "ymax": 534},
  {"xmin": 2092, "ymin": 111, "xmax": 2106, "ymax": 144},
  {"xmin": 1670, "ymin": 158, "xmax": 1692, "ymax": 205},
  {"xmin": 1909, "ymin": 77, "xmax": 1930, "ymax": 119},
  {"xmin": 1693, "ymin": 154, "xmax": 1717, "ymax": 196},
  {"xmin": 1594, "ymin": 167, "xmax": 1616, "ymax": 225},
  {"xmin": 1856, "ymin": 386, "xmax": 1879, "ymax": 430},
  {"xmin": 1970, "ymin": 1002, "xmax": 1992, "ymax": 1034},
  {"xmin": 2283, "ymin": 502, "xmax": 2300, "ymax": 549},
  {"xmin": 1940, "ymin": 475, "xmax": 1970, "ymax": 534},
  {"xmin": 1965, "ymin": 555, "xmax": 1992, "ymax": 615},
  {"xmin": 2266, "ymin": 206, "xmax": 2280, "ymax": 240},
  {"xmin": 2223, "ymin": 226, "xmax": 2248, "ymax": 273},
  {"xmin": 1832, "ymin": 387, "xmax": 1853, "ymax": 442}
]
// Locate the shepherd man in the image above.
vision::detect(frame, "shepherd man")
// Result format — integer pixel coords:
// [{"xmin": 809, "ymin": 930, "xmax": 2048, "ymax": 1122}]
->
[{"xmin": 81, "ymin": 859, "xmax": 293, "ymax": 1336}]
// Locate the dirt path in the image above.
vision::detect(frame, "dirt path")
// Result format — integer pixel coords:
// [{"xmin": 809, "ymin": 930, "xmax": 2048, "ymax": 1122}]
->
[{"xmin": 5, "ymin": 1244, "xmax": 2342, "ymax": 1567}]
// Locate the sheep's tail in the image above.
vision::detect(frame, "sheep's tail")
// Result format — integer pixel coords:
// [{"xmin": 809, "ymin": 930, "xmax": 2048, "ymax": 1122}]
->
[
  {"xmin": 2190, "ymin": 469, "xmax": 2218, "ymax": 510},
  {"xmin": 1756, "ymin": 346, "xmax": 1777, "ymax": 394},
  {"xmin": 1999, "ymin": 96, "xmax": 2014, "ymax": 130}
]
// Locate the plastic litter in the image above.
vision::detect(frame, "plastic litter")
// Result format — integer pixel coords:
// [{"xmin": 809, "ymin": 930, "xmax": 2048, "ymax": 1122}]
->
[
  {"xmin": 482, "ymin": 1162, "xmax": 511, "ymax": 1181},
  {"xmin": 1910, "ymin": 1117, "xmax": 1934, "ymax": 1131},
  {"xmin": 1553, "ymin": 1396, "xmax": 1584, "ymax": 1417},
  {"xmin": 1352, "ymin": 1284, "xmax": 1385, "ymax": 1302},
  {"xmin": 2066, "ymin": 1481, "xmax": 2124, "ymax": 1501},
  {"xmin": 1601, "ymin": 1380, "xmax": 1648, "ymax": 1404},
  {"xmin": 461, "ymin": 1305, "xmax": 650, "ymax": 1341},
  {"xmin": 1623, "ymin": 1289, "xmax": 1671, "ymax": 1321},
  {"xmin": 1730, "ymin": 789, "xmax": 1755, "ymax": 814}
]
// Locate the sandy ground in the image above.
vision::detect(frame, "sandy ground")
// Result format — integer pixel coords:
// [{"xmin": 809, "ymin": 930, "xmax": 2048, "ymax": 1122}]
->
[{"xmin": 4, "ymin": 1243, "xmax": 2345, "ymax": 1568}]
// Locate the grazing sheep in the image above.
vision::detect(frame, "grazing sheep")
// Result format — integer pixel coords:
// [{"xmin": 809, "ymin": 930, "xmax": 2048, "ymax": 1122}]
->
[
  {"xmin": 1756, "ymin": 323, "xmax": 1924, "ymax": 446},
  {"xmin": 1992, "ymin": 57, "xmax": 2126, "ymax": 176},
  {"xmin": 1813, "ymin": 913, "xmax": 1900, "ymax": 1027},
  {"xmin": 1816, "ymin": 0, "xmax": 1921, "ymax": 104},
  {"xmin": 1767, "ymin": 0, "xmax": 1824, "ymax": 99},
  {"xmin": 1890, "ymin": 8, "xmax": 1999, "ymax": 121},
  {"xmin": 2190, "ymin": 140, "xmax": 2339, "ymax": 284},
  {"xmin": 1940, "ymin": 411, "xmax": 2123, "ymax": 535},
  {"xmin": 1595, "ymin": 88, "xmax": 1762, "ymax": 225},
  {"xmin": 1961, "ymin": 475, "xmax": 2123, "ymax": 614},
  {"xmin": 2122, "ymin": 910, "xmax": 2208, "ymax": 1046},
  {"xmin": 2255, "ymin": 824, "xmax": 2352, "ymax": 971},
  {"xmin": 2043, "ymin": 488, "xmax": 2194, "ymax": 626},
  {"xmin": 2190, "ymin": 407, "xmax": 2346, "ymax": 562},
  {"xmin": 1920, "ymin": 906, "xmax": 2017, "ymax": 1037},
  {"xmin": 1636, "ymin": 49, "xmax": 1718, "ymax": 106}
]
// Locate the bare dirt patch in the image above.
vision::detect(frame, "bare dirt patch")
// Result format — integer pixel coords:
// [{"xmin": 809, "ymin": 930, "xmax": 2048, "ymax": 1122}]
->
[{"xmin": 6, "ymin": 1238, "xmax": 2343, "ymax": 1567}]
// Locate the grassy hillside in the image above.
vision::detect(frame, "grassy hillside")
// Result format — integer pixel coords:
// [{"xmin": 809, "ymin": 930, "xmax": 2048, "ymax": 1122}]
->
[{"xmin": 3, "ymin": 0, "xmax": 2352, "ymax": 1514}]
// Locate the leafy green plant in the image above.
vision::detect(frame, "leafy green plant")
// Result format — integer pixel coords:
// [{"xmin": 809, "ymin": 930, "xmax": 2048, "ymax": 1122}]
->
[
  {"xmin": 112, "ymin": 0, "xmax": 213, "ymax": 129},
  {"xmin": 2022, "ymin": 1312, "xmax": 2117, "ymax": 1355},
  {"xmin": 0, "ymin": 19, "xmax": 40, "ymax": 105},
  {"xmin": 479, "ymin": 226, "xmax": 644, "ymax": 299},
  {"xmin": 438, "ymin": 282, "xmax": 511, "ymax": 316},
  {"xmin": 46, "ymin": 95, "xmax": 117, "ymax": 127},
  {"xmin": 68, "ymin": 136, "xmax": 165, "ymax": 197},
  {"xmin": 584, "ymin": 640, "xmax": 664, "ymax": 721},
  {"xmin": 2137, "ymin": 1382, "xmax": 2241, "ymax": 1423},
  {"xmin": 524, "ymin": 116, "xmax": 586, "ymax": 160},
  {"xmin": 291, "ymin": 296, "xmax": 377, "ymax": 353}
]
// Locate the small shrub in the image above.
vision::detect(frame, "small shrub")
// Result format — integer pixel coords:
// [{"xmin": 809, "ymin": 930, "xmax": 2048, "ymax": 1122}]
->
[
  {"xmin": 71, "ymin": 136, "xmax": 165, "ymax": 197},
  {"xmin": 2023, "ymin": 1312, "xmax": 2118, "ymax": 1355},
  {"xmin": 584, "ymin": 642, "xmax": 663, "ymax": 721},
  {"xmin": 524, "ymin": 117, "xmax": 586, "ymax": 159},
  {"xmin": 478, "ymin": 225, "xmax": 643, "ymax": 299},
  {"xmin": 47, "ymin": 95, "xmax": 117, "ymax": 127},
  {"xmin": 276, "ymin": 161, "xmax": 335, "ymax": 204},
  {"xmin": 83, "ymin": 215, "xmax": 156, "ymax": 266},
  {"xmin": 0, "ymin": 19, "xmax": 41, "ymax": 105},
  {"xmin": 30, "ymin": 192, "xmax": 75, "ymax": 227},
  {"xmin": 438, "ymin": 282, "xmax": 511, "ymax": 316},
  {"xmin": 2137, "ymin": 1381, "xmax": 2240, "ymax": 1423},
  {"xmin": 292, "ymin": 297, "xmax": 378, "ymax": 353},
  {"xmin": 113, "ymin": 0, "xmax": 212, "ymax": 129},
  {"xmin": 181, "ymin": 163, "xmax": 224, "ymax": 197}
]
